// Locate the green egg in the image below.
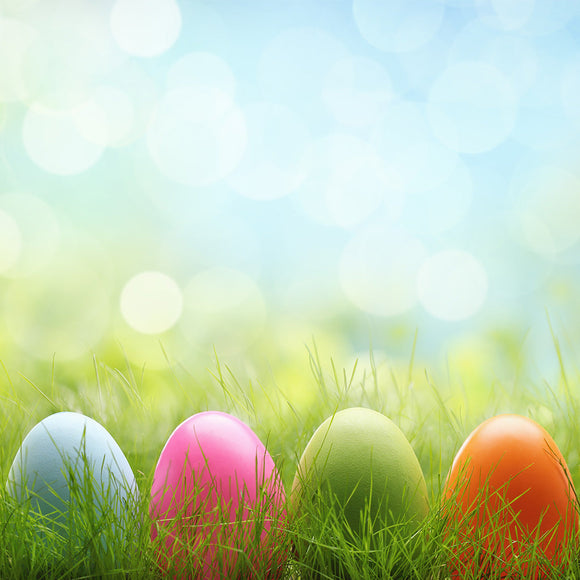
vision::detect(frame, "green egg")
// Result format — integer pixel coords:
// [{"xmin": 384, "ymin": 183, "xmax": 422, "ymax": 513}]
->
[{"xmin": 292, "ymin": 407, "xmax": 429, "ymax": 543}]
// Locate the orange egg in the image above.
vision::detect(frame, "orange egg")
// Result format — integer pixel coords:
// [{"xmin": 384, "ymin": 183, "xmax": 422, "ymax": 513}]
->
[{"xmin": 443, "ymin": 414, "xmax": 579, "ymax": 578}]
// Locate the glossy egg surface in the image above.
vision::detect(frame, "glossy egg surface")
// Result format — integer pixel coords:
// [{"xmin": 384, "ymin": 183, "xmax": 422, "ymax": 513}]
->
[
  {"xmin": 149, "ymin": 410, "xmax": 286, "ymax": 579},
  {"xmin": 6, "ymin": 411, "xmax": 139, "ymax": 555},
  {"xmin": 443, "ymin": 414, "xmax": 579, "ymax": 578}
]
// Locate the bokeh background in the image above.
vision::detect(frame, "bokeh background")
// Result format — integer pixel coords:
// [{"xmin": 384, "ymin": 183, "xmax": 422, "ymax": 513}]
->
[{"xmin": 1, "ymin": 0, "xmax": 580, "ymax": 403}]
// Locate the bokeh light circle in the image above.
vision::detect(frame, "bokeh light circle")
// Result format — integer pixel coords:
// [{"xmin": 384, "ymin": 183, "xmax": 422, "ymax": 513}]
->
[
  {"xmin": 0, "ymin": 210, "xmax": 22, "ymax": 274},
  {"xmin": 448, "ymin": 20, "xmax": 538, "ymax": 98},
  {"xmin": 417, "ymin": 250, "xmax": 488, "ymax": 321},
  {"xmin": 480, "ymin": 0, "xmax": 580, "ymax": 36},
  {"xmin": 476, "ymin": 0, "xmax": 535, "ymax": 31},
  {"xmin": 258, "ymin": 26, "xmax": 349, "ymax": 115},
  {"xmin": 296, "ymin": 133, "xmax": 404, "ymax": 228},
  {"xmin": 105, "ymin": 59, "xmax": 162, "ymax": 144},
  {"xmin": 120, "ymin": 271, "xmax": 183, "ymax": 335},
  {"xmin": 22, "ymin": 104, "xmax": 104, "ymax": 175},
  {"xmin": 110, "ymin": 0, "xmax": 181, "ymax": 57},
  {"xmin": 326, "ymin": 144, "xmax": 403, "ymax": 229},
  {"xmin": 178, "ymin": 2, "xmax": 228, "ymax": 55},
  {"xmin": 228, "ymin": 102, "xmax": 310, "ymax": 200},
  {"xmin": 353, "ymin": 0, "xmax": 445, "ymax": 53},
  {"xmin": 21, "ymin": 0, "xmax": 122, "ymax": 109},
  {"xmin": 147, "ymin": 88, "xmax": 247, "ymax": 187},
  {"xmin": 339, "ymin": 226, "xmax": 426, "ymax": 316},
  {"xmin": 75, "ymin": 86, "xmax": 135, "ymax": 147},
  {"xmin": 167, "ymin": 52, "xmax": 235, "ymax": 95},
  {"xmin": 371, "ymin": 100, "xmax": 458, "ymax": 195},
  {"xmin": 427, "ymin": 61, "xmax": 518, "ymax": 154},
  {"xmin": 322, "ymin": 56, "xmax": 394, "ymax": 129}
]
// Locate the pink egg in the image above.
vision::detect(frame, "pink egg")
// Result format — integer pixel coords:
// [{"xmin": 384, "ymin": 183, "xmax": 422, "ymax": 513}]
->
[{"xmin": 149, "ymin": 411, "xmax": 287, "ymax": 578}]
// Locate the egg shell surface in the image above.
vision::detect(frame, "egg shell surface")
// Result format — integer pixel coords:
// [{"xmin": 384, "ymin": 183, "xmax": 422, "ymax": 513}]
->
[
  {"xmin": 443, "ymin": 414, "xmax": 579, "ymax": 578},
  {"xmin": 291, "ymin": 407, "xmax": 429, "ymax": 537},
  {"xmin": 6, "ymin": 411, "xmax": 139, "ymax": 553},
  {"xmin": 149, "ymin": 411, "xmax": 287, "ymax": 579}
]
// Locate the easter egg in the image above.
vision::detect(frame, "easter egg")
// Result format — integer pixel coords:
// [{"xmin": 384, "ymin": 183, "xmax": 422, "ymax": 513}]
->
[
  {"xmin": 149, "ymin": 411, "xmax": 287, "ymax": 579},
  {"xmin": 6, "ymin": 412, "xmax": 139, "ymax": 562},
  {"xmin": 443, "ymin": 414, "xmax": 579, "ymax": 578},
  {"xmin": 291, "ymin": 407, "xmax": 429, "ymax": 538}
]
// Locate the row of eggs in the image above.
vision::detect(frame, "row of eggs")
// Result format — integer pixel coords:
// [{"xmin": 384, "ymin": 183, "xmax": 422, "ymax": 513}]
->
[{"xmin": 4, "ymin": 408, "xmax": 578, "ymax": 578}]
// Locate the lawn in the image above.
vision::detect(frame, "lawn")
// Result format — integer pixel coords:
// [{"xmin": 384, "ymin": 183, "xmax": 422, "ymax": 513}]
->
[{"xmin": 1, "ymin": 335, "xmax": 580, "ymax": 579}]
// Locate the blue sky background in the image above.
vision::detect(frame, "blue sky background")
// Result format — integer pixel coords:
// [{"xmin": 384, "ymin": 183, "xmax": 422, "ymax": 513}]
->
[{"xmin": 1, "ymin": 0, "xmax": 580, "ymax": 384}]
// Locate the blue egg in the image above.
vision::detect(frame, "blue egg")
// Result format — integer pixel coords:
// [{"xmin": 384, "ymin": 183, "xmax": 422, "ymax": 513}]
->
[{"xmin": 6, "ymin": 412, "xmax": 139, "ymax": 560}]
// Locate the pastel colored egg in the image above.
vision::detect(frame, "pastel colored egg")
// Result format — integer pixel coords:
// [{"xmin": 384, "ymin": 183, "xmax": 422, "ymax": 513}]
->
[
  {"xmin": 292, "ymin": 407, "xmax": 429, "ymax": 535},
  {"xmin": 443, "ymin": 414, "xmax": 579, "ymax": 578},
  {"xmin": 6, "ymin": 411, "xmax": 139, "ymax": 561},
  {"xmin": 291, "ymin": 407, "xmax": 429, "ymax": 576},
  {"xmin": 149, "ymin": 411, "xmax": 287, "ymax": 579}
]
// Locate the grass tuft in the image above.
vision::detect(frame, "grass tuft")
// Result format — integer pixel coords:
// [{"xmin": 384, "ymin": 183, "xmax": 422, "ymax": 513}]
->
[{"xmin": 2, "ymin": 339, "xmax": 580, "ymax": 578}]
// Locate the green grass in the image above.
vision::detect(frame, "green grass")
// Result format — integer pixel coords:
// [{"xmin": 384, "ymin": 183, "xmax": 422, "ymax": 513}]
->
[{"xmin": 2, "ymin": 338, "xmax": 580, "ymax": 578}]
